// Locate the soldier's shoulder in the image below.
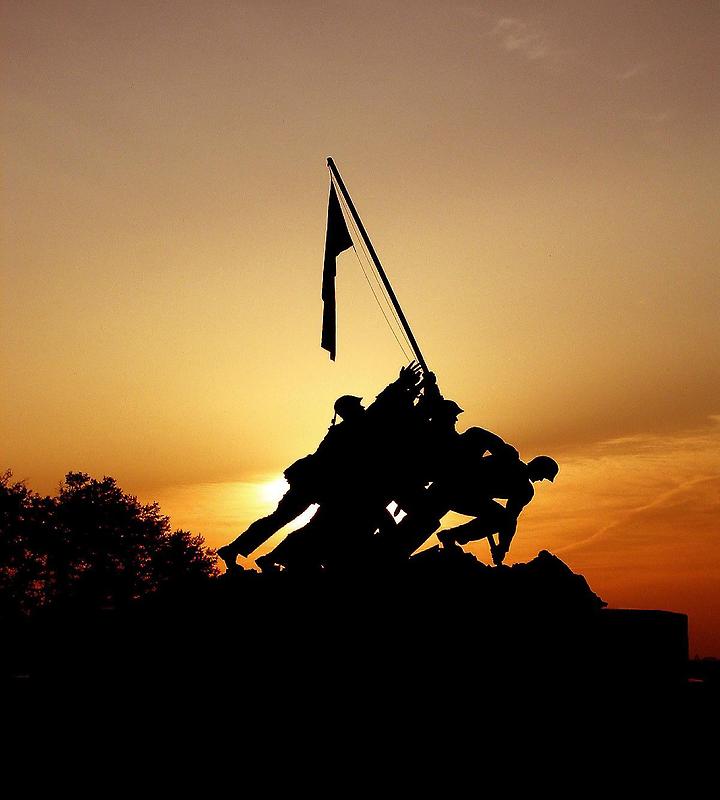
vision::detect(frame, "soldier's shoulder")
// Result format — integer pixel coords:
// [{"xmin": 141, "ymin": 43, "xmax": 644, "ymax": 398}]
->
[{"xmin": 317, "ymin": 422, "xmax": 350, "ymax": 446}]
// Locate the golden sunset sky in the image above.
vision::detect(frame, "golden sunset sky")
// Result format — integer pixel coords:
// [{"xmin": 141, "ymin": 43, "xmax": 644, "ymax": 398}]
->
[{"xmin": 2, "ymin": 2, "xmax": 719, "ymax": 654}]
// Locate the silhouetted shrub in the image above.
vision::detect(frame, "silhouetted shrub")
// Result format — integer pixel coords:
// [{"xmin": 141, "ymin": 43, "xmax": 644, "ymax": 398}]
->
[{"xmin": 0, "ymin": 470, "xmax": 217, "ymax": 617}]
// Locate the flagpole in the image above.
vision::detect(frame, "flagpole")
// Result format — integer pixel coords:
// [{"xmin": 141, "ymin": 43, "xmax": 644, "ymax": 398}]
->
[{"xmin": 326, "ymin": 157, "xmax": 429, "ymax": 375}]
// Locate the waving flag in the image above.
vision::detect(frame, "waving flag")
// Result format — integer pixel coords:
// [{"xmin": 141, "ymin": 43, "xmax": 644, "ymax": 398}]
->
[{"xmin": 321, "ymin": 181, "xmax": 353, "ymax": 360}]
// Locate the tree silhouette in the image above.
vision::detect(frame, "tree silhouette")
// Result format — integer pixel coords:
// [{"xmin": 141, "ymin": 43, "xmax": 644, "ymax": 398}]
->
[
  {"xmin": 0, "ymin": 471, "xmax": 218, "ymax": 617},
  {"xmin": 0, "ymin": 471, "xmax": 51, "ymax": 616}
]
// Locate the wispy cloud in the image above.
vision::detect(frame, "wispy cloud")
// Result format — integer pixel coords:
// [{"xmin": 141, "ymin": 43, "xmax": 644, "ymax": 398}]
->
[
  {"xmin": 616, "ymin": 62, "xmax": 649, "ymax": 81},
  {"xmin": 532, "ymin": 416, "xmax": 720, "ymax": 559},
  {"xmin": 476, "ymin": 13, "xmax": 653, "ymax": 87},
  {"xmin": 489, "ymin": 17, "xmax": 554, "ymax": 62},
  {"xmin": 628, "ymin": 109, "xmax": 674, "ymax": 148},
  {"xmin": 630, "ymin": 110, "xmax": 672, "ymax": 125}
]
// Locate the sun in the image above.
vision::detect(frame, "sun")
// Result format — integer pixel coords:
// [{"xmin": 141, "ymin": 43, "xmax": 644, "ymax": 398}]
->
[{"xmin": 259, "ymin": 475, "xmax": 289, "ymax": 505}]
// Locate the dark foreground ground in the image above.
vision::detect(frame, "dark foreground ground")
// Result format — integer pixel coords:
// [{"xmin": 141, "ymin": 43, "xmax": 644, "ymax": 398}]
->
[
  {"xmin": 5, "ymin": 548, "xmax": 715, "ymax": 714},
  {"xmin": 5, "ymin": 550, "xmax": 716, "ymax": 781}
]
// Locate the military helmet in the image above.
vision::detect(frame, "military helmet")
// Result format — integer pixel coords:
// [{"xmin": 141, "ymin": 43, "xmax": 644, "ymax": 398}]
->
[
  {"xmin": 333, "ymin": 394, "xmax": 363, "ymax": 419},
  {"xmin": 436, "ymin": 399, "xmax": 464, "ymax": 418},
  {"xmin": 527, "ymin": 455, "xmax": 559, "ymax": 482}
]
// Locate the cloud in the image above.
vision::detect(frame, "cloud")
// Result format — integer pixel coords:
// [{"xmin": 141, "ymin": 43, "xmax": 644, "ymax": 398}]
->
[
  {"xmin": 490, "ymin": 17, "xmax": 553, "ymax": 62},
  {"xmin": 543, "ymin": 416, "xmax": 720, "ymax": 559},
  {"xmin": 557, "ymin": 474, "xmax": 720, "ymax": 557},
  {"xmin": 616, "ymin": 62, "xmax": 649, "ymax": 81}
]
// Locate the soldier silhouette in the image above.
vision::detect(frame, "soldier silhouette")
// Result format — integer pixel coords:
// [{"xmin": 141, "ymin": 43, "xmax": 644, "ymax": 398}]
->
[
  {"xmin": 273, "ymin": 370, "xmax": 463, "ymax": 571},
  {"xmin": 217, "ymin": 363, "xmax": 423, "ymax": 571},
  {"xmin": 255, "ymin": 362, "xmax": 426, "ymax": 573},
  {"xmin": 436, "ymin": 451, "xmax": 558, "ymax": 564},
  {"xmin": 357, "ymin": 368, "xmax": 463, "ymax": 513},
  {"xmin": 390, "ymin": 425, "xmax": 558, "ymax": 565},
  {"xmin": 216, "ymin": 395, "xmax": 365, "ymax": 571}
]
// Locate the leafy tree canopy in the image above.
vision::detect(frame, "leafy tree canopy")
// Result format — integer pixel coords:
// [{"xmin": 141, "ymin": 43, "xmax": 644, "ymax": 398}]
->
[{"xmin": 0, "ymin": 470, "xmax": 218, "ymax": 617}]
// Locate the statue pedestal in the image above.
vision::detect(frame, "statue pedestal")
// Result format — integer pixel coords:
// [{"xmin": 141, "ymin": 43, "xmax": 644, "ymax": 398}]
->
[{"xmin": 596, "ymin": 608, "xmax": 688, "ymax": 688}]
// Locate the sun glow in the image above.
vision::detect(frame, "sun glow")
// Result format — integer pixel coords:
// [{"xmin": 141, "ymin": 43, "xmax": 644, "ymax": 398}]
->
[{"xmin": 259, "ymin": 475, "xmax": 290, "ymax": 505}]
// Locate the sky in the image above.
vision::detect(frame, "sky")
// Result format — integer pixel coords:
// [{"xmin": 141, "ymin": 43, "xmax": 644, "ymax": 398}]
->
[{"xmin": 2, "ymin": 1, "xmax": 719, "ymax": 654}]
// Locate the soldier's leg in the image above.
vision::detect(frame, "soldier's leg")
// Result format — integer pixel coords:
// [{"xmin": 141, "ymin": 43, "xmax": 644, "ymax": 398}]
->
[
  {"xmin": 438, "ymin": 501, "xmax": 508, "ymax": 564},
  {"xmin": 218, "ymin": 487, "xmax": 314, "ymax": 569},
  {"xmin": 395, "ymin": 480, "xmax": 495, "ymax": 556},
  {"xmin": 324, "ymin": 499, "xmax": 392, "ymax": 571},
  {"xmin": 493, "ymin": 512, "xmax": 516, "ymax": 565},
  {"xmin": 258, "ymin": 506, "xmax": 334, "ymax": 572},
  {"xmin": 438, "ymin": 516, "xmax": 493, "ymax": 546},
  {"xmin": 390, "ymin": 483, "xmax": 452, "ymax": 559}
]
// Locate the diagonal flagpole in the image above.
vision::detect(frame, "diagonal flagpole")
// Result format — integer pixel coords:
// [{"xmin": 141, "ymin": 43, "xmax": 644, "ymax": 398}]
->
[{"xmin": 326, "ymin": 156, "xmax": 429, "ymax": 374}]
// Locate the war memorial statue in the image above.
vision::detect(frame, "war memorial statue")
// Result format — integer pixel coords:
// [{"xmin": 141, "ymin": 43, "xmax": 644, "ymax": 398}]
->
[{"xmin": 218, "ymin": 362, "xmax": 559, "ymax": 574}]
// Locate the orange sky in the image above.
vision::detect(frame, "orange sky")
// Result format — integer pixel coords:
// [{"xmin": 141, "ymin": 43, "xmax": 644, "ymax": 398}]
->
[{"xmin": 2, "ymin": 2, "xmax": 719, "ymax": 654}]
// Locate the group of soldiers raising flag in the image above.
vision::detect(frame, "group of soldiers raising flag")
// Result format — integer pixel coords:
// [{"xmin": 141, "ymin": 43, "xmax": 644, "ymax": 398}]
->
[{"xmin": 217, "ymin": 361, "xmax": 558, "ymax": 574}]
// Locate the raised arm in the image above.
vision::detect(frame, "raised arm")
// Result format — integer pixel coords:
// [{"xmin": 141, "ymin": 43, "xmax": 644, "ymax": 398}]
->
[{"xmin": 369, "ymin": 361, "xmax": 424, "ymax": 413}]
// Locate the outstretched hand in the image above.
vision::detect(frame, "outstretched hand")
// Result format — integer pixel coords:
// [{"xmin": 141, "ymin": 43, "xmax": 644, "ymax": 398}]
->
[{"xmin": 399, "ymin": 360, "xmax": 423, "ymax": 388}]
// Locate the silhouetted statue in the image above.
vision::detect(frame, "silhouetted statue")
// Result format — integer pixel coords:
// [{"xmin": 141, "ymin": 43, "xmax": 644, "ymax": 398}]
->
[
  {"xmin": 256, "ymin": 368, "xmax": 485, "ymax": 572},
  {"xmin": 391, "ymin": 429, "xmax": 559, "ymax": 563},
  {"xmin": 388, "ymin": 371, "xmax": 463, "ymax": 516},
  {"xmin": 439, "ymin": 452, "xmax": 558, "ymax": 564},
  {"xmin": 255, "ymin": 369, "xmax": 472, "ymax": 573},
  {"xmin": 220, "ymin": 361, "xmax": 558, "ymax": 573},
  {"xmin": 217, "ymin": 363, "xmax": 424, "ymax": 571},
  {"xmin": 216, "ymin": 396, "xmax": 363, "ymax": 571},
  {"xmin": 255, "ymin": 362, "xmax": 432, "ymax": 572}
]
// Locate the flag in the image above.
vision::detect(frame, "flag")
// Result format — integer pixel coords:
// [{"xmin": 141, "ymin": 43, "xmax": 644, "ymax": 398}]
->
[{"xmin": 321, "ymin": 180, "xmax": 353, "ymax": 360}]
